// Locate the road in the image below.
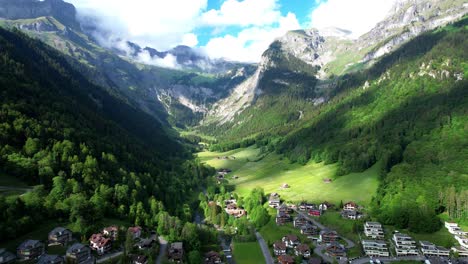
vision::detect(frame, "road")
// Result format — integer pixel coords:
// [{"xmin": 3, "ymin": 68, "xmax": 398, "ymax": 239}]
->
[
  {"xmin": 96, "ymin": 251, "xmax": 123, "ymax": 263},
  {"xmin": 255, "ymin": 231, "xmax": 274, "ymax": 264},
  {"xmin": 156, "ymin": 236, "xmax": 168, "ymax": 264},
  {"xmin": 350, "ymin": 255, "xmax": 425, "ymax": 264},
  {"xmin": 293, "ymin": 208, "xmax": 355, "ymax": 248}
]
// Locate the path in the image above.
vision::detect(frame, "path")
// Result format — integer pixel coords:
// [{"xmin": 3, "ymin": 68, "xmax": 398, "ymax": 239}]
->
[
  {"xmin": 96, "ymin": 251, "xmax": 123, "ymax": 263},
  {"xmin": 156, "ymin": 236, "xmax": 167, "ymax": 264},
  {"xmin": 255, "ymin": 231, "xmax": 274, "ymax": 264}
]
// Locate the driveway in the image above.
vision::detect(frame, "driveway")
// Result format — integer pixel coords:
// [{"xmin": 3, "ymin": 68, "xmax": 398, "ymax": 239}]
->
[
  {"xmin": 255, "ymin": 231, "xmax": 274, "ymax": 264},
  {"xmin": 156, "ymin": 236, "xmax": 168, "ymax": 264}
]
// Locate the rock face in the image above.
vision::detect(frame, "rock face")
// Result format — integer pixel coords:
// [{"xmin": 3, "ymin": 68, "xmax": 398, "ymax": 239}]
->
[{"xmin": 0, "ymin": 0, "xmax": 79, "ymax": 29}]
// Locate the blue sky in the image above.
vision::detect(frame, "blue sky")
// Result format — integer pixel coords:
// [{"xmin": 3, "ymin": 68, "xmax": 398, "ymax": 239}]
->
[{"xmin": 69, "ymin": 0, "xmax": 397, "ymax": 64}]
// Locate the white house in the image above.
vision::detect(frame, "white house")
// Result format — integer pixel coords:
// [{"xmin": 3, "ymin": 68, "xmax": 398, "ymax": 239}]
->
[
  {"xmin": 364, "ymin": 222, "xmax": 384, "ymax": 239},
  {"xmin": 455, "ymin": 235, "xmax": 468, "ymax": 249},
  {"xmin": 419, "ymin": 241, "xmax": 450, "ymax": 257},
  {"xmin": 393, "ymin": 233, "xmax": 418, "ymax": 256},
  {"xmin": 362, "ymin": 240, "xmax": 389, "ymax": 257}
]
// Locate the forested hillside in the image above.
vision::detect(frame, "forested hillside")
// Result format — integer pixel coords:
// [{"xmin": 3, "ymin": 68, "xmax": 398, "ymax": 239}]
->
[{"xmin": 0, "ymin": 28, "xmax": 212, "ymax": 240}]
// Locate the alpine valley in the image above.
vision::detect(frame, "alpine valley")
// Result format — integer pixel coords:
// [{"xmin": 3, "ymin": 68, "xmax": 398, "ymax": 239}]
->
[{"xmin": 0, "ymin": 0, "xmax": 467, "ymax": 263}]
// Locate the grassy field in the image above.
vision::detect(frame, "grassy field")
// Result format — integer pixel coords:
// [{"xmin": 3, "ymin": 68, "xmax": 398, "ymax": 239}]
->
[
  {"xmin": 232, "ymin": 242, "xmax": 265, "ymax": 264},
  {"xmin": 259, "ymin": 208, "xmax": 307, "ymax": 245},
  {"xmin": 198, "ymin": 146, "xmax": 380, "ymax": 205}
]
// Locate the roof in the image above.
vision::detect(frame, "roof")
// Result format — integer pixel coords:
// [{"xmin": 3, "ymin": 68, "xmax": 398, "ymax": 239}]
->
[
  {"xmin": 320, "ymin": 230, "xmax": 338, "ymax": 236},
  {"xmin": 17, "ymin": 239, "xmax": 42, "ymax": 250},
  {"xmin": 420, "ymin": 241, "xmax": 434, "ymax": 247},
  {"xmin": 49, "ymin": 227, "xmax": 70, "ymax": 235},
  {"xmin": 133, "ymin": 255, "xmax": 148, "ymax": 263},
  {"xmin": 283, "ymin": 234, "xmax": 299, "ymax": 242},
  {"xmin": 128, "ymin": 226, "xmax": 142, "ymax": 233},
  {"xmin": 37, "ymin": 254, "xmax": 63, "ymax": 264},
  {"xmin": 308, "ymin": 257, "xmax": 322, "ymax": 264},
  {"xmin": 365, "ymin": 221, "xmax": 382, "ymax": 226},
  {"xmin": 296, "ymin": 244, "xmax": 310, "ymax": 252},
  {"xmin": 273, "ymin": 241, "xmax": 287, "ymax": 250},
  {"xmin": 362, "ymin": 240, "xmax": 387, "ymax": 245},
  {"xmin": 205, "ymin": 251, "xmax": 221, "ymax": 258},
  {"xmin": 67, "ymin": 243, "xmax": 88, "ymax": 254},
  {"xmin": 103, "ymin": 226, "xmax": 118, "ymax": 232},
  {"xmin": 278, "ymin": 255, "xmax": 294, "ymax": 263},
  {"xmin": 394, "ymin": 233, "xmax": 413, "ymax": 239},
  {"xmin": 171, "ymin": 242, "xmax": 183, "ymax": 250},
  {"xmin": 0, "ymin": 248, "xmax": 15, "ymax": 261}
]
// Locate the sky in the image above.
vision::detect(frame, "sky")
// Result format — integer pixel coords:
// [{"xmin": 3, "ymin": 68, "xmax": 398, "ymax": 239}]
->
[{"xmin": 67, "ymin": 0, "xmax": 398, "ymax": 63}]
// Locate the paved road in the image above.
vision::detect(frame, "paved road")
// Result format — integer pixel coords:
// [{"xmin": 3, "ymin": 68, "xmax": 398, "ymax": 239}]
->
[
  {"xmin": 293, "ymin": 208, "xmax": 355, "ymax": 248},
  {"xmin": 350, "ymin": 255, "xmax": 425, "ymax": 264},
  {"xmin": 156, "ymin": 236, "xmax": 168, "ymax": 264},
  {"xmin": 255, "ymin": 231, "xmax": 274, "ymax": 264},
  {"xmin": 96, "ymin": 251, "xmax": 123, "ymax": 263}
]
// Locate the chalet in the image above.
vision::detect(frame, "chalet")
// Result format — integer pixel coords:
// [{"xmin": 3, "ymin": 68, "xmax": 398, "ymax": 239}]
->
[
  {"xmin": 321, "ymin": 201, "xmax": 334, "ymax": 209},
  {"xmin": 128, "ymin": 226, "xmax": 142, "ymax": 239},
  {"xmin": 66, "ymin": 243, "xmax": 94, "ymax": 264},
  {"xmin": 364, "ymin": 222, "xmax": 384, "ymax": 239},
  {"xmin": 362, "ymin": 240, "xmax": 389, "ymax": 257},
  {"xmin": 225, "ymin": 203, "xmax": 246, "ymax": 218},
  {"xmin": 48, "ymin": 227, "xmax": 73, "ymax": 246},
  {"xmin": 89, "ymin": 233, "xmax": 111, "ymax": 255},
  {"xmin": 295, "ymin": 244, "xmax": 311, "ymax": 258},
  {"xmin": 273, "ymin": 241, "xmax": 287, "ymax": 256},
  {"xmin": 17, "ymin": 239, "xmax": 45, "ymax": 261},
  {"xmin": 326, "ymin": 242, "xmax": 346, "ymax": 257},
  {"xmin": 293, "ymin": 215, "xmax": 309, "ymax": 227},
  {"xmin": 319, "ymin": 230, "xmax": 338, "ymax": 244},
  {"xmin": 318, "ymin": 203, "xmax": 328, "ymax": 211},
  {"xmin": 204, "ymin": 251, "xmax": 222, "ymax": 264},
  {"xmin": 269, "ymin": 193, "xmax": 281, "ymax": 208},
  {"xmin": 132, "ymin": 255, "xmax": 148, "ymax": 264},
  {"xmin": 341, "ymin": 209, "xmax": 359, "ymax": 220},
  {"xmin": 0, "ymin": 248, "xmax": 16, "ymax": 264},
  {"xmin": 451, "ymin": 246, "xmax": 468, "ymax": 257},
  {"xmin": 308, "ymin": 257, "xmax": 322, "ymax": 264},
  {"xmin": 299, "ymin": 202, "xmax": 316, "ymax": 211},
  {"xmin": 278, "ymin": 255, "xmax": 295, "ymax": 264},
  {"xmin": 37, "ymin": 254, "xmax": 64, "ymax": 264},
  {"xmin": 282, "ymin": 235, "xmax": 300, "ymax": 248},
  {"xmin": 393, "ymin": 233, "xmax": 418, "ymax": 256},
  {"xmin": 455, "ymin": 235, "xmax": 468, "ymax": 249},
  {"xmin": 343, "ymin": 202, "xmax": 357, "ymax": 211},
  {"xmin": 308, "ymin": 209, "xmax": 322, "ymax": 217},
  {"xmin": 276, "ymin": 212, "xmax": 291, "ymax": 225},
  {"xmin": 168, "ymin": 242, "xmax": 184, "ymax": 263},
  {"xmin": 301, "ymin": 224, "xmax": 319, "ymax": 236},
  {"xmin": 278, "ymin": 204, "xmax": 292, "ymax": 214},
  {"xmin": 136, "ymin": 238, "xmax": 155, "ymax": 250},
  {"xmin": 445, "ymin": 222, "xmax": 466, "ymax": 235},
  {"xmin": 419, "ymin": 241, "xmax": 450, "ymax": 257},
  {"xmin": 102, "ymin": 226, "xmax": 118, "ymax": 240}
]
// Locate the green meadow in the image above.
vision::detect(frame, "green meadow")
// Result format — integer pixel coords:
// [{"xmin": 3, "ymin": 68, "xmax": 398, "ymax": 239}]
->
[
  {"xmin": 198, "ymin": 146, "xmax": 380, "ymax": 205},
  {"xmin": 232, "ymin": 242, "xmax": 265, "ymax": 264}
]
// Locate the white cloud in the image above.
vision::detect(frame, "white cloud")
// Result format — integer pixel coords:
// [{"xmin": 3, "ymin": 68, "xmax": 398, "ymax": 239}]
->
[
  {"xmin": 137, "ymin": 50, "xmax": 181, "ymax": 69},
  {"xmin": 182, "ymin": 33, "xmax": 199, "ymax": 47},
  {"xmin": 203, "ymin": 12, "xmax": 300, "ymax": 62},
  {"xmin": 310, "ymin": 0, "xmax": 397, "ymax": 38},
  {"xmin": 201, "ymin": 0, "xmax": 281, "ymax": 27}
]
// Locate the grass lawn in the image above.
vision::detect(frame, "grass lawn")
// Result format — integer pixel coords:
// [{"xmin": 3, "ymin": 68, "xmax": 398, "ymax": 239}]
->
[
  {"xmin": 259, "ymin": 209, "xmax": 305, "ymax": 245},
  {"xmin": 319, "ymin": 211, "xmax": 360, "ymax": 243},
  {"xmin": 198, "ymin": 146, "xmax": 380, "ymax": 205},
  {"xmin": 232, "ymin": 242, "xmax": 265, "ymax": 264},
  {"xmin": 384, "ymin": 224, "xmax": 457, "ymax": 249}
]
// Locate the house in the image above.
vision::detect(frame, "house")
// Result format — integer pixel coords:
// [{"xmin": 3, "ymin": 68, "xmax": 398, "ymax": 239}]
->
[
  {"xmin": 132, "ymin": 255, "xmax": 148, "ymax": 264},
  {"xmin": 282, "ymin": 235, "xmax": 300, "ymax": 248},
  {"xmin": 341, "ymin": 210, "xmax": 358, "ymax": 220},
  {"xmin": 419, "ymin": 241, "xmax": 450, "ymax": 257},
  {"xmin": 269, "ymin": 193, "xmax": 281, "ymax": 208},
  {"xmin": 276, "ymin": 211, "xmax": 291, "ymax": 225},
  {"xmin": 204, "ymin": 251, "xmax": 222, "ymax": 264},
  {"xmin": 225, "ymin": 203, "xmax": 246, "ymax": 218},
  {"xmin": 37, "ymin": 254, "xmax": 64, "ymax": 264},
  {"xmin": 343, "ymin": 202, "xmax": 357, "ymax": 211},
  {"xmin": 451, "ymin": 246, "xmax": 468, "ymax": 257},
  {"xmin": 168, "ymin": 242, "xmax": 184, "ymax": 263},
  {"xmin": 278, "ymin": 255, "xmax": 295, "ymax": 264},
  {"xmin": 278, "ymin": 204, "xmax": 292, "ymax": 214},
  {"xmin": 281, "ymin": 183, "xmax": 290, "ymax": 189},
  {"xmin": 455, "ymin": 235, "xmax": 468, "ymax": 249},
  {"xmin": 362, "ymin": 240, "xmax": 389, "ymax": 257},
  {"xmin": 308, "ymin": 257, "xmax": 322, "ymax": 264},
  {"xmin": 364, "ymin": 222, "xmax": 384, "ymax": 239},
  {"xmin": 48, "ymin": 227, "xmax": 73, "ymax": 245},
  {"xmin": 66, "ymin": 243, "xmax": 94, "ymax": 264},
  {"xmin": 445, "ymin": 222, "xmax": 466, "ymax": 235},
  {"xmin": 301, "ymin": 224, "xmax": 319, "ymax": 236},
  {"xmin": 299, "ymin": 202, "xmax": 316, "ymax": 211},
  {"xmin": 393, "ymin": 233, "xmax": 418, "ymax": 256},
  {"xmin": 326, "ymin": 242, "xmax": 346, "ymax": 257},
  {"xmin": 89, "ymin": 233, "xmax": 112, "ymax": 255},
  {"xmin": 102, "ymin": 226, "xmax": 118, "ymax": 240},
  {"xmin": 273, "ymin": 241, "xmax": 287, "ymax": 256},
  {"xmin": 318, "ymin": 203, "xmax": 328, "ymax": 211},
  {"xmin": 0, "ymin": 248, "xmax": 16, "ymax": 264},
  {"xmin": 16, "ymin": 239, "xmax": 45, "ymax": 261},
  {"xmin": 293, "ymin": 215, "xmax": 309, "ymax": 227},
  {"xmin": 295, "ymin": 244, "xmax": 311, "ymax": 258},
  {"xmin": 136, "ymin": 238, "xmax": 155, "ymax": 250},
  {"xmin": 128, "ymin": 226, "xmax": 142, "ymax": 239},
  {"xmin": 319, "ymin": 230, "xmax": 338, "ymax": 244},
  {"xmin": 308, "ymin": 209, "xmax": 322, "ymax": 217}
]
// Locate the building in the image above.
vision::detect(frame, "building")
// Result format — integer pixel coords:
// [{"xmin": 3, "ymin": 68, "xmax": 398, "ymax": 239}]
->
[
  {"xmin": 128, "ymin": 226, "xmax": 142, "ymax": 239},
  {"xmin": 419, "ymin": 241, "xmax": 450, "ymax": 257},
  {"xmin": 269, "ymin": 193, "xmax": 281, "ymax": 208},
  {"xmin": 299, "ymin": 202, "xmax": 316, "ymax": 211},
  {"xmin": 278, "ymin": 255, "xmax": 294, "ymax": 264},
  {"xmin": 282, "ymin": 235, "xmax": 300, "ymax": 248},
  {"xmin": 326, "ymin": 242, "xmax": 346, "ymax": 257},
  {"xmin": 278, "ymin": 204, "xmax": 292, "ymax": 214},
  {"xmin": 295, "ymin": 244, "xmax": 311, "ymax": 258},
  {"xmin": 451, "ymin": 246, "xmax": 468, "ymax": 257},
  {"xmin": 102, "ymin": 226, "xmax": 119, "ymax": 240},
  {"xmin": 0, "ymin": 248, "xmax": 16, "ymax": 264},
  {"xmin": 445, "ymin": 222, "xmax": 466, "ymax": 235},
  {"xmin": 48, "ymin": 227, "xmax": 73, "ymax": 246},
  {"xmin": 455, "ymin": 235, "xmax": 468, "ymax": 249},
  {"xmin": 16, "ymin": 239, "xmax": 45, "ymax": 261},
  {"xmin": 168, "ymin": 242, "xmax": 184, "ymax": 263},
  {"xmin": 364, "ymin": 222, "xmax": 384, "ymax": 239},
  {"xmin": 273, "ymin": 241, "xmax": 287, "ymax": 256},
  {"xmin": 308, "ymin": 209, "xmax": 322, "ymax": 217},
  {"xmin": 89, "ymin": 234, "xmax": 111, "ymax": 255},
  {"xmin": 318, "ymin": 203, "xmax": 328, "ymax": 211},
  {"xmin": 132, "ymin": 255, "xmax": 148, "ymax": 264},
  {"xmin": 301, "ymin": 224, "xmax": 319, "ymax": 236},
  {"xmin": 362, "ymin": 240, "xmax": 389, "ymax": 257},
  {"xmin": 225, "ymin": 203, "xmax": 246, "ymax": 218},
  {"xmin": 66, "ymin": 243, "xmax": 94, "ymax": 264},
  {"xmin": 341, "ymin": 210, "xmax": 358, "ymax": 220},
  {"xmin": 136, "ymin": 238, "xmax": 155, "ymax": 250},
  {"xmin": 37, "ymin": 254, "xmax": 64, "ymax": 264},
  {"xmin": 204, "ymin": 251, "xmax": 222, "ymax": 264},
  {"xmin": 343, "ymin": 202, "xmax": 357, "ymax": 211},
  {"xmin": 276, "ymin": 211, "xmax": 291, "ymax": 225},
  {"xmin": 293, "ymin": 215, "xmax": 309, "ymax": 228},
  {"xmin": 319, "ymin": 230, "xmax": 338, "ymax": 244},
  {"xmin": 393, "ymin": 233, "xmax": 418, "ymax": 256}
]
